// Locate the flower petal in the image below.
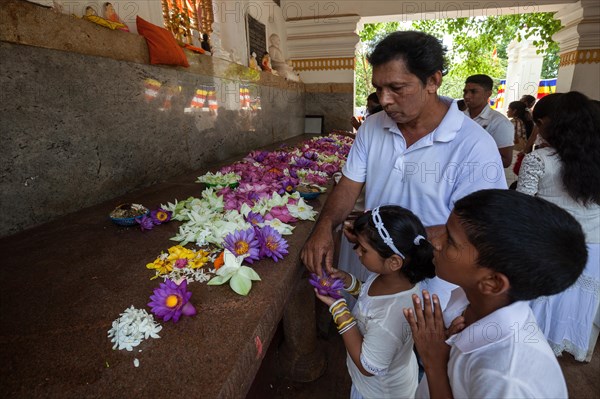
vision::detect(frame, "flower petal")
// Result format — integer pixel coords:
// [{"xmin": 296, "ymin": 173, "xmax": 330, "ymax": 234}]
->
[
  {"xmin": 239, "ymin": 266, "xmax": 261, "ymax": 281},
  {"xmin": 230, "ymin": 274, "xmax": 252, "ymax": 296},
  {"xmin": 207, "ymin": 274, "xmax": 232, "ymax": 285}
]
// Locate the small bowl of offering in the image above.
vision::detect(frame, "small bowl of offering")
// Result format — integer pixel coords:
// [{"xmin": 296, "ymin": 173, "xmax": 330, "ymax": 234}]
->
[
  {"xmin": 109, "ymin": 203, "xmax": 149, "ymax": 226},
  {"xmin": 296, "ymin": 184, "xmax": 323, "ymax": 200}
]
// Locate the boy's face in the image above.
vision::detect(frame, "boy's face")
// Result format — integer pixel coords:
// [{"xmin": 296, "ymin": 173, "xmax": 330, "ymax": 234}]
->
[
  {"xmin": 431, "ymin": 212, "xmax": 484, "ymax": 288},
  {"xmin": 463, "ymin": 83, "xmax": 491, "ymax": 111}
]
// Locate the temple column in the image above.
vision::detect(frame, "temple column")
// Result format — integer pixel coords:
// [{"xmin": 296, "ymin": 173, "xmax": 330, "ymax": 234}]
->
[
  {"xmin": 553, "ymin": 0, "xmax": 600, "ymax": 99},
  {"xmin": 503, "ymin": 39, "xmax": 544, "ymax": 111}
]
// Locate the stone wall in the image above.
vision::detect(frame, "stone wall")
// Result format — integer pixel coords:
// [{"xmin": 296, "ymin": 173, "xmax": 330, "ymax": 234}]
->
[
  {"xmin": 304, "ymin": 83, "xmax": 354, "ymax": 133},
  {"xmin": 0, "ymin": 0, "xmax": 305, "ymax": 237}
]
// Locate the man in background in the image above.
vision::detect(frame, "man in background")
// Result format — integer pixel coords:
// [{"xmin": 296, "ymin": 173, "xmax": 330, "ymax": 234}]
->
[{"xmin": 463, "ymin": 74, "xmax": 514, "ymax": 167}]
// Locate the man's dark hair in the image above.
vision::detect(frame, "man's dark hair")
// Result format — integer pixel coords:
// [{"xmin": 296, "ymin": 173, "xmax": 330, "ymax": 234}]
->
[
  {"xmin": 453, "ymin": 189, "xmax": 587, "ymax": 302},
  {"xmin": 367, "ymin": 31, "xmax": 447, "ymax": 85},
  {"xmin": 465, "ymin": 74, "xmax": 494, "ymax": 91}
]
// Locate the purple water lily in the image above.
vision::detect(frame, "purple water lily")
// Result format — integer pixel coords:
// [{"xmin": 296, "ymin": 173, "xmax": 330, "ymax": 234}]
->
[
  {"xmin": 223, "ymin": 228, "xmax": 261, "ymax": 263},
  {"xmin": 245, "ymin": 211, "xmax": 265, "ymax": 226},
  {"xmin": 148, "ymin": 279, "xmax": 197, "ymax": 322},
  {"xmin": 136, "ymin": 215, "xmax": 154, "ymax": 231},
  {"xmin": 256, "ymin": 225, "xmax": 289, "ymax": 262},
  {"xmin": 150, "ymin": 208, "xmax": 172, "ymax": 225},
  {"xmin": 309, "ymin": 272, "xmax": 344, "ymax": 299}
]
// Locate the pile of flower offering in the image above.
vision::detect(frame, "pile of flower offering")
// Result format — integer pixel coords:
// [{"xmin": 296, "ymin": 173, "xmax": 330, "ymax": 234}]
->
[{"xmin": 196, "ymin": 171, "xmax": 240, "ymax": 188}]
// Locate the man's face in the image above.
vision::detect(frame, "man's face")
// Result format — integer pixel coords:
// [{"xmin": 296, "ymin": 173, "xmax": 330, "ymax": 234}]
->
[
  {"xmin": 463, "ymin": 83, "xmax": 491, "ymax": 111},
  {"xmin": 372, "ymin": 59, "xmax": 432, "ymax": 125}
]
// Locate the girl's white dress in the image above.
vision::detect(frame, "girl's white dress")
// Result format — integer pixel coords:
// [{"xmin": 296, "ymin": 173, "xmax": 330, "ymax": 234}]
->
[
  {"xmin": 348, "ymin": 274, "xmax": 419, "ymax": 398},
  {"xmin": 517, "ymin": 147, "xmax": 600, "ymax": 361}
]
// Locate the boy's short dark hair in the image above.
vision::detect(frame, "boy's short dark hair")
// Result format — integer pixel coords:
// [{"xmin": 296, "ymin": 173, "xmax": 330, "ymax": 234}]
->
[
  {"xmin": 453, "ymin": 189, "xmax": 587, "ymax": 302},
  {"xmin": 465, "ymin": 74, "xmax": 494, "ymax": 91}
]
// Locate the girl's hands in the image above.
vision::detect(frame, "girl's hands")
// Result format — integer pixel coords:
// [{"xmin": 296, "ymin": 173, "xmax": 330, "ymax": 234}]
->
[
  {"xmin": 329, "ymin": 269, "xmax": 351, "ymax": 289},
  {"xmin": 314, "ymin": 289, "xmax": 337, "ymax": 307}
]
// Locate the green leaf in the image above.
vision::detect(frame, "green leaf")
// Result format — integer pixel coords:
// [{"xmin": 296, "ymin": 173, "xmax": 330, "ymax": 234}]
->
[
  {"xmin": 207, "ymin": 274, "xmax": 232, "ymax": 285},
  {"xmin": 239, "ymin": 266, "xmax": 261, "ymax": 281},
  {"xmin": 230, "ymin": 274, "xmax": 252, "ymax": 296}
]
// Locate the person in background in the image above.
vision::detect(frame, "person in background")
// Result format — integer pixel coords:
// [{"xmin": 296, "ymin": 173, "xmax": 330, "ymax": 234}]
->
[
  {"xmin": 315, "ymin": 206, "xmax": 435, "ymax": 399},
  {"xmin": 301, "ymin": 31, "xmax": 506, "ymax": 311},
  {"xmin": 352, "ymin": 93, "xmax": 383, "ymax": 131},
  {"xmin": 463, "ymin": 74, "xmax": 514, "ymax": 168},
  {"xmin": 517, "ymin": 91, "xmax": 600, "ymax": 362},
  {"xmin": 520, "ymin": 94, "xmax": 537, "ymax": 117},
  {"xmin": 506, "ymin": 100, "xmax": 533, "ymax": 153},
  {"xmin": 405, "ymin": 189, "xmax": 586, "ymax": 398}
]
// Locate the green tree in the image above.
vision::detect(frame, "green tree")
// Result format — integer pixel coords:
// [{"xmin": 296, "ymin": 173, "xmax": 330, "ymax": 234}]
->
[
  {"xmin": 355, "ymin": 22, "xmax": 399, "ymax": 107},
  {"xmin": 354, "ymin": 13, "xmax": 561, "ymax": 105},
  {"xmin": 412, "ymin": 13, "xmax": 561, "ymax": 98}
]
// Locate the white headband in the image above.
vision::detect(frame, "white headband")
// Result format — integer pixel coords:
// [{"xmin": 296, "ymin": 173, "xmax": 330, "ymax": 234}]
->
[
  {"xmin": 372, "ymin": 207, "xmax": 405, "ymax": 259},
  {"xmin": 414, "ymin": 235, "xmax": 425, "ymax": 246}
]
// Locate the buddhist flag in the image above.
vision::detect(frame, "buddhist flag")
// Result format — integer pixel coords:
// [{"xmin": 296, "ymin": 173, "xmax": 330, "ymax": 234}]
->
[
  {"xmin": 491, "ymin": 79, "xmax": 506, "ymax": 109},
  {"xmin": 537, "ymin": 78, "xmax": 557, "ymax": 99}
]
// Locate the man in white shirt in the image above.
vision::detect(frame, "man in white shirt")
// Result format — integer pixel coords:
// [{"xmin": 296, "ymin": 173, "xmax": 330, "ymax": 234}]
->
[
  {"xmin": 301, "ymin": 31, "xmax": 506, "ymax": 308},
  {"xmin": 463, "ymin": 74, "xmax": 514, "ymax": 168}
]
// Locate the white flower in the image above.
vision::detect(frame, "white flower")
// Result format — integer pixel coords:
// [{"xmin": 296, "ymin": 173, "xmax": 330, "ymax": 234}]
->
[
  {"xmin": 207, "ymin": 250, "xmax": 261, "ymax": 296},
  {"xmin": 108, "ymin": 306, "xmax": 162, "ymax": 351},
  {"xmin": 264, "ymin": 218, "xmax": 295, "ymax": 235},
  {"xmin": 287, "ymin": 198, "xmax": 318, "ymax": 221}
]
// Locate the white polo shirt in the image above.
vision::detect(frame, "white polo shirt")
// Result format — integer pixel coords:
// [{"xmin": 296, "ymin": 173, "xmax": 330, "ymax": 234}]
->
[
  {"xmin": 464, "ymin": 104, "xmax": 514, "ymax": 149},
  {"xmin": 416, "ymin": 288, "xmax": 568, "ymax": 399},
  {"xmin": 343, "ymin": 97, "xmax": 507, "ymax": 228}
]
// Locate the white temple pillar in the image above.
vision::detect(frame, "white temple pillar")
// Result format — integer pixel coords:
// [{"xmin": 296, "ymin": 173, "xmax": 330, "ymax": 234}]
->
[
  {"xmin": 553, "ymin": 0, "xmax": 600, "ymax": 100},
  {"xmin": 503, "ymin": 39, "xmax": 544, "ymax": 111}
]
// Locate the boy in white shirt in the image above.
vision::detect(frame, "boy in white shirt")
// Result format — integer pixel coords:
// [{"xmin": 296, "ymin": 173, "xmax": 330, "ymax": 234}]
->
[{"xmin": 404, "ymin": 189, "xmax": 587, "ymax": 398}]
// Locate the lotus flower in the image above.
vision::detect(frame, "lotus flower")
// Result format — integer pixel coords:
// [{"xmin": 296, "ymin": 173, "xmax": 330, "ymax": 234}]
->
[
  {"xmin": 150, "ymin": 208, "xmax": 172, "ymax": 225},
  {"xmin": 207, "ymin": 249, "xmax": 261, "ymax": 296},
  {"xmin": 148, "ymin": 279, "xmax": 197, "ymax": 322},
  {"xmin": 309, "ymin": 272, "xmax": 344, "ymax": 299},
  {"xmin": 137, "ymin": 215, "xmax": 154, "ymax": 231},
  {"xmin": 256, "ymin": 225, "xmax": 289, "ymax": 262},
  {"xmin": 223, "ymin": 228, "xmax": 260, "ymax": 263}
]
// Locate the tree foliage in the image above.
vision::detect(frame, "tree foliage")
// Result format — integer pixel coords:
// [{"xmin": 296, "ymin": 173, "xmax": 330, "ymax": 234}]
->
[
  {"xmin": 355, "ymin": 22, "xmax": 399, "ymax": 107},
  {"xmin": 355, "ymin": 13, "xmax": 561, "ymax": 105}
]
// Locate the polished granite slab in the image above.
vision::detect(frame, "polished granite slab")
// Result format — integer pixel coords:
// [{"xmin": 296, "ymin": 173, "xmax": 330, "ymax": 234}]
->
[{"xmin": 0, "ymin": 135, "xmax": 325, "ymax": 398}]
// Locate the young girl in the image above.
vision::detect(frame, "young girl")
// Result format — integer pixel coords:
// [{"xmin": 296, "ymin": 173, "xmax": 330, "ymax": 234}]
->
[
  {"xmin": 507, "ymin": 100, "xmax": 533, "ymax": 152},
  {"xmin": 313, "ymin": 205, "xmax": 435, "ymax": 399}
]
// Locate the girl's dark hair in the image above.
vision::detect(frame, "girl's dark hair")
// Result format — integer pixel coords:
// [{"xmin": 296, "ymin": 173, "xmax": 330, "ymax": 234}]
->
[
  {"xmin": 353, "ymin": 206, "xmax": 435, "ymax": 284},
  {"xmin": 454, "ymin": 189, "xmax": 587, "ymax": 302},
  {"xmin": 508, "ymin": 100, "xmax": 534, "ymax": 138},
  {"xmin": 367, "ymin": 31, "xmax": 448, "ymax": 85},
  {"xmin": 533, "ymin": 92, "xmax": 600, "ymax": 205}
]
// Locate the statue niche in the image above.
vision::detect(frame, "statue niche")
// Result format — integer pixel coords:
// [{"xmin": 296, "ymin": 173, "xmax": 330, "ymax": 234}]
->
[{"xmin": 268, "ymin": 34, "xmax": 299, "ymax": 81}]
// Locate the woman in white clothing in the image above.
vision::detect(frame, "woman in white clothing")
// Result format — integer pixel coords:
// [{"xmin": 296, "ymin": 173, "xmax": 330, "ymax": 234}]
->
[
  {"xmin": 517, "ymin": 91, "xmax": 600, "ymax": 361},
  {"xmin": 313, "ymin": 206, "xmax": 435, "ymax": 398}
]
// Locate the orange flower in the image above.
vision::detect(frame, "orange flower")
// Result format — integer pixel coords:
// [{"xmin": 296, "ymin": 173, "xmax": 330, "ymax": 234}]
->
[{"xmin": 213, "ymin": 251, "xmax": 225, "ymax": 270}]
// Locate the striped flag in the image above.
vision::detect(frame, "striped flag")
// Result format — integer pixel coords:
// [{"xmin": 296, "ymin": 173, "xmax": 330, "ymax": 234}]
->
[{"xmin": 537, "ymin": 78, "xmax": 557, "ymax": 99}]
